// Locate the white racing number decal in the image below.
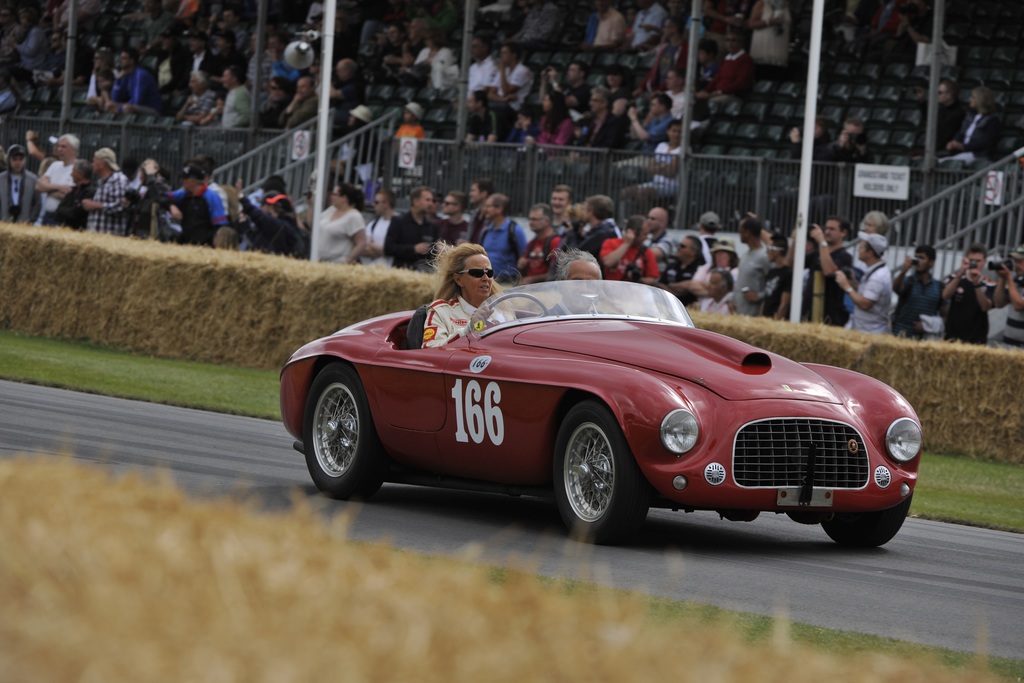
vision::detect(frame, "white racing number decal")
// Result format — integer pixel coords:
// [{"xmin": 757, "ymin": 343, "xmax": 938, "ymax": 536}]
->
[{"xmin": 452, "ymin": 378, "xmax": 504, "ymax": 445}]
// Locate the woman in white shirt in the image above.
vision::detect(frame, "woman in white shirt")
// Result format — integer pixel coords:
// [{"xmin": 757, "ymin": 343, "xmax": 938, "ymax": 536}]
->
[{"xmin": 317, "ymin": 183, "xmax": 367, "ymax": 264}]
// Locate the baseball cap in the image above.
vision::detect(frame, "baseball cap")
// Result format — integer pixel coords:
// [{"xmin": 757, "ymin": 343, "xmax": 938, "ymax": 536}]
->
[
  {"xmin": 404, "ymin": 101, "xmax": 424, "ymax": 120},
  {"xmin": 1011, "ymin": 244, "xmax": 1024, "ymax": 259},
  {"xmin": 7, "ymin": 143, "xmax": 26, "ymax": 158},
  {"xmin": 94, "ymin": 147, "xmax": 119, "ymax": 171},
  {"xmin": 858, "ymin": 230, "xmax": 888, "ymax": 256},
  {"xmin": 181, "ymin": 163, "xmax": 206, "ymax": 180},
  {"xmin": 699, "ymin": 211, "xmax": 720, "ymax": 229},
  {"xmin": 710, "ymin": 237, "xmax": 737, "ymax": 254}
]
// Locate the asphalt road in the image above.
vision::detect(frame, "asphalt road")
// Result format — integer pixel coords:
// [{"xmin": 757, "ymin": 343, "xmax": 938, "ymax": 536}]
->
[{"xmin": 2, "ymin": 379, "xmax": 1022, "ymax": 659}]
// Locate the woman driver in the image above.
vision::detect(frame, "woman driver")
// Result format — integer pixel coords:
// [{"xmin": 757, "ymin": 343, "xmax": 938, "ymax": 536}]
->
[{"xmin": 421, "ymin": 243, "xmax": 504, "ymax": 348}]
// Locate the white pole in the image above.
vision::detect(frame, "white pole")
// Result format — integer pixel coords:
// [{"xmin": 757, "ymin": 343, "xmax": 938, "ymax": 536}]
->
[
  {"xmin": 309, "ymin": 1, "xmax": 337, "ymax": 263},
  {"xmin": 788, "ymin": 0, "xmax": 826, "ymax": 324}
]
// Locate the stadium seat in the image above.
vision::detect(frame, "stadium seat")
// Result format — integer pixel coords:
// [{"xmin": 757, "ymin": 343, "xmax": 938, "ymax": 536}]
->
[
  {"xmin": 889, "ymin": 130, "xmax": 917, "ymax": 152},
  {"xmin": 961, "ymin": 46, "xmax": 993, "ymax": 67},
  {"xmin": 876, "ymin": 85, "xmax": 902, "ymax": 104},
  {"xmin": 965, "ymin": 23, "xmax": 996, "ymax": 45},
  {"xmin": 855, "ymin": 63, "xmax": 881, "ymax": 83},
  {"xmin": 867, "ymin": 129, "xmax": 890, "ymax": 148},
  {"xmin": 849, "ymin": 84, "xmax": 877, "ymax": 104},
  {"xmin": 882, "ymin": 62, "xmax": 912, "ymax": 82},
  {"xmin": 870, "ymin": 106, "xmax": 897, "ymax": 127},
  {"xmin": 823, "ymin": 82, "xmax": 851, "ymax": 104},
  {"xmin": 991, "ymin": 47, "xmax": 1020, "ymax": 66},
  {"xmin": 845, "ymin": 105, "xmax": 870, "ymax": 123},
  {"xmin": 774, "ymin": 81, "xmax": 804, "ymax": 102},
  {"xmin": 766, "ymin": 102, "xmax": 794, "ymax": 124},
  {"xmin": 739, "ymin": 101, "xmax": 767, "ymax": 122}
]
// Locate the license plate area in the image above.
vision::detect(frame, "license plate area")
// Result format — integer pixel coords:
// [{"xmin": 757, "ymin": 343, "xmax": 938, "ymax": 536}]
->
[{"xmin": 776, "ymin": 487, "xmax": 834, "ymax": 507}]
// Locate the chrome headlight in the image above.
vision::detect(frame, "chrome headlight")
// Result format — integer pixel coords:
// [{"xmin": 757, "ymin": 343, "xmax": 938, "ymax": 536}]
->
[
  {"xmin": 661, "ymin": 409, "xmax": 699, "ymax": 454},
  {"xmin": 885, "ymin": 418, "xmax": 922, "ymax": 463}
]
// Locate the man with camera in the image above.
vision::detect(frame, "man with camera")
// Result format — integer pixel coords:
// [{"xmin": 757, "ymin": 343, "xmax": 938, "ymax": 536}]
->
[
  {"xmin": 600, "ymin": 214, "xmax": 659, "ymax": 284},
  {"xmin": 892, "ymin": 245, "xmax": 942, "ymax": 339},
  {"xmin": 941, "ymin": 243, "xmax": 995, "ymax": 345},
  {"xmin": 993, "ymin": 245, "xmax": 1024, "ymax": 349},
  {"xmin": 821, "ymin": 116, "xmax": 874, "ymax": 163}
]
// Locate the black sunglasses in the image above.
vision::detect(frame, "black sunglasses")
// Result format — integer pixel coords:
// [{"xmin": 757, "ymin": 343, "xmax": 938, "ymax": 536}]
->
[{"xmin": 459, "ymin": 268, "xmax": 494, "ymax": 278}]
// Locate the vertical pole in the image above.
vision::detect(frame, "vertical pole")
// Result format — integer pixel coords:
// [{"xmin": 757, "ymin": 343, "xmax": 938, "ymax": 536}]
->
[{"xmin": 309, "ymin": 1, "xmax": 337, "ymax": 262}]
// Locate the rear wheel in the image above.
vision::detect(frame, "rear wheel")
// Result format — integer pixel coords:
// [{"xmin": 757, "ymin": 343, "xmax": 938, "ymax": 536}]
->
[
  {"xmin": 553, "ymin": 401, "xmax": 650, "ymax": 544},
  {"xmin": 821, "ymin": 495, "xmax": 913, "ymax": 547},
  {"xmin": 303, "ymin": 364, "xmax": 386, "ymax": 500}
]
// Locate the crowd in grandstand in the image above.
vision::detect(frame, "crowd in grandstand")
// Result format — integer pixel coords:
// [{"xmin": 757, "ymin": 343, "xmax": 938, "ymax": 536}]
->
[{"xmin": 0, "ymin": 0, "xmax": 1021, "ymax": 345}]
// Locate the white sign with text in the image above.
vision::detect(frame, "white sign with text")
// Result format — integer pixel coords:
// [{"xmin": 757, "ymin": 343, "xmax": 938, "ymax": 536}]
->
[{"xmin": 853, "ymin": 164, "xmax": 910, "ymax": 201}]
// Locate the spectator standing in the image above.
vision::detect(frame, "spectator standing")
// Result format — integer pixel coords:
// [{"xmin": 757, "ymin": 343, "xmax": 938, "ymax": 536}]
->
[
  {"xmin": 927, "ymin": 79, "xmax": 966, "ymax": 153},
  {"xmin": 176, "ymin": 71, "xmax": 219, "ymax": 126},
  {"xmin": 574, "ymin": 194, "xmax": 621, "ymax": 259},
  {"xmin": 582, "ymin": 0, "xmax": 628, "ymax": 52},
  {"xmin": 478, "ymin": 193, "xmax": 529, "ymax": 282},
  {"xmin": 747, "ymin": 0, "xmax": 791, "ymax": 80},
  {"xmin": 733, "ymin": 215, "xmax": 770, "ymax": 315},
  {"xmin": 834, "ymin": 231, "xmax": 892, "ymax": 334},
  {"xmin": 695, "ymin": 32, "xmax": 754, "ymax": 104},
  {"xmin": 362, "ymin": 188, "xmax": 396, "ymax": 267},
  {"xmin": 801, "ymin": 216, "xmax": 854, "ymax": 326},
  {"xmin": 601, "ymin": 214, "xmax": 659, "ymax": 283},
  {"xmin": 788, "ymin": 115, "xmax": 832, "ymax": 160},
  {"xmin": 186, "ymin": 31, "xmax": 222, "ymax": 84},
  {"xmin": 658, "ymin": 235, "xmax": 706, "ymax": 305},
  {"xmin": 164, "ymin": 162, "xmax": 228, "ymax": 245},
  {"xmin": 467, "ymin": 35, "xmax": 498, "ymax": 95},
  {"xmin": 695, "ymin": 210, "xmax": 721, "ymax": 267},
  {"xmin": 109, "ymin": 47, "xmax": 163, "ymax": 115},
  {"xmin": 941, "ymin": 86, "xmax": 1001, "ymax": 164},
  {"xmin": 280, "ymin": 75, "xmax": 318, "ymax": 128},
  {"xmin": 700, "ymin": 268, "xmax": 736, "ymax": 315},
  {"xmin": 330, "ymin": 58, "xmax": 363, "ymax": 135},
  {"xmin": 519, "ymin": 202, "xmax": 561, "ymax": 284},
  {"xmin": 0, "ymin": 144, "xmax": 40, "ymax": 223},
  {"xmin": 83, "ymin": 148, "xmax": 129, "ymax": 235},
  {"xmin": 220, "ymin": 65, "xmax": 251, "ymax": 128},
  {"xmin": 317, "ymin": 183, "xmax": 367, "ymax": 264},
  {"xmin": 436, "ymin": 190, "xmax": 469, "ymax": 244},
  {"xmin": 941, "ymin": 242, "xmax": 994, "ymax": 345},
  {"xmin": 152, "ymin": 27, "xmax": 191, "ymax": 98},
  {"xmin": 645, "ymin": 206, "xmax": 674, "ymax": 273},
  {"xmin": 467, "ymin": 178, "xmax": 494, "ymax": 244},
  {"xmin": 33, "ymin": 133, "xmax": 79, "ymax": 226},
  {"xmin": 385, "ymin": 185, "xmax": 437, "ymax": 271},
  {"xmin": 762, "ymin": 233, "xmax": 791, "ymax": 319},
  {"xmin": 53, "ymin": 159, "xmax": 94, "ymax": 231},
  {"xmin": 550, "ymin": 184, "xmax": 573, "ymax": 233},
  {"xmin": 237, "ymin": 191, "xmax": 308, "ymax": 257},
  {"xmin": 892, "ymin": 245, "xmax": 942, "ymax": 339},
  {"xmin": 703, "ymin": 0, "xmax": 751, "ymax": 53},
  {"xmin": 993, "ymin": 246, "xmax": 1024, "ymax": 349}
]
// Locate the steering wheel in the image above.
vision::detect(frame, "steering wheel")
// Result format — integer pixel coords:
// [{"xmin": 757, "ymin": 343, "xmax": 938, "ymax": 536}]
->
[{"xmin": 467, "ymin": 292, "xmax": 551, "ymax": 340}]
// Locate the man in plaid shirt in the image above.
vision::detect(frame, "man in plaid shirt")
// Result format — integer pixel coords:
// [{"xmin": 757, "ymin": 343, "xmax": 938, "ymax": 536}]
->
[{"xmin": 83, "ymin": 148, "xmax": 129, "ymax": 235}]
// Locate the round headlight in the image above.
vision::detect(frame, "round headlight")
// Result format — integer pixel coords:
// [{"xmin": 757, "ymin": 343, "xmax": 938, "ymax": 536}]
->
[
  {"xmin": 885, "ymin": 418, "xmax": 922, "ymax": 463},
  {"xmin": 661, "ymin": 409, "xmax": 699, "ymax": 454}
]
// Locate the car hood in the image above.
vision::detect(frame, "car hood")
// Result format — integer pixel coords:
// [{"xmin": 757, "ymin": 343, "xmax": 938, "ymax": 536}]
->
[{"xmin": 511, "ymin": 320, "xmax": 841, "ymax": 403}]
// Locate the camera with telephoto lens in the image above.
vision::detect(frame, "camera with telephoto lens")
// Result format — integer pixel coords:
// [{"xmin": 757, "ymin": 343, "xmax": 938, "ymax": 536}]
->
[
  {"xmin": 988, "ymin": 258, "xmax": 1012, "ymax": 272},
  {"xmin": 910, "ymin": 257, "xmax": 920, "ymax": 266},
  {"xmin": 853, "ymin": 131, "xmax": 868, "ymax": 146},
  {"xmin": 624, "ymin": 262, "xmax": 643, "ymax": 282}
]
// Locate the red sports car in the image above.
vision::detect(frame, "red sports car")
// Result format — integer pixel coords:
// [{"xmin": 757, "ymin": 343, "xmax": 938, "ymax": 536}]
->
[{"xmin": 280, "ymin": 280, "xmax": 922, "ymax": 546}]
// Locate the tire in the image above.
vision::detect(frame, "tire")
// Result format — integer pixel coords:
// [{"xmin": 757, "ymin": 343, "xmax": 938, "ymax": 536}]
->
[
  {"xmin": 821, "ymin": 495, "xmax": 913, "ymax": 548},
  {"xmin": 553, "ymin": 401, "xmax": 650, "ymax": 544},
  {"xmin": 302, "ymin": 363, "xmax": 386, "ymax": 500}
]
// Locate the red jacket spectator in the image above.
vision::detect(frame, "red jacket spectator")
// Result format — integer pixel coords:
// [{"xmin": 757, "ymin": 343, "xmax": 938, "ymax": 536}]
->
[{"xmin": 704, "ymin": 47, "xmax": 754, "ymax": 98}]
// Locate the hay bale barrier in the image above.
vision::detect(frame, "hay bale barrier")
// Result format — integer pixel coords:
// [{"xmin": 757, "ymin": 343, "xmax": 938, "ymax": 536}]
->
[
  {"xmin": 0, "ymin": 455, "xmax": 1001, "ymax": 683},
  {"xmin": 1, "ymin": 224, "xmax": 1022, "ymax": 463}
]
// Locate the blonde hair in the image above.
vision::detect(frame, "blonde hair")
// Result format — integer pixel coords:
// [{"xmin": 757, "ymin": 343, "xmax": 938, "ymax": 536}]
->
[{"xmin": 431, "ymin": 242, "xmax": 504, "ymax": 302}]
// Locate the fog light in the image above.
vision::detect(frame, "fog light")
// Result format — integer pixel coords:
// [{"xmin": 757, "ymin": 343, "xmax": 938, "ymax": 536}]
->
[
  {"xmin": 672, "ymin": 475, "xmax": 688, "ymax": 490},
  {"xmin": 900, "ymin": 482, "xmax": 911, "ymax": 496}
]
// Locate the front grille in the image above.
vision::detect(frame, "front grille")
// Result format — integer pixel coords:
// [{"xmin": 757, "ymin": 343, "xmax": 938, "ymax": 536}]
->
[{"xmin": 733, "ymin": 418, "xmax": 869, "ymax": 488}]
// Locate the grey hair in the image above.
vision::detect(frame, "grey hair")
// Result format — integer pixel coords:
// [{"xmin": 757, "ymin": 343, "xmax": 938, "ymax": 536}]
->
[
  {"xmin": 73, "ymin": 158, "xmax": 93, "ymax": 180},
  {"xmin": 554, "ymin": 248, "xmax": 599, "ymax": 281},
  {"xmin": 861, "ymin": 210, "xmax": 890, "ymax": 237},
  {"xmin": 59, "ymin": 133, "xmax": 80, "ymax": 152}
]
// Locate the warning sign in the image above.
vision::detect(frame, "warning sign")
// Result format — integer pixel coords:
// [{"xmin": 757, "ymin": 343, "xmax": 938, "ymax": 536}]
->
[
  {"xmin": 983, "ymin": 171, "xmax": 1004, "ymax": 206},
  {"xmin": 291, "ymin": 131, "xmax": 311, "ymax": 161},
  {"xmin": 399, "ymin": 138, "xmax": 418, "ymax": 169}
]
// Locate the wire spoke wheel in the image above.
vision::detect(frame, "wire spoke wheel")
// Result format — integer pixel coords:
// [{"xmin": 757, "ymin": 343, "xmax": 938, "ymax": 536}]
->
[
  {"xmin": 564, "ymin": 423, "xmax": 616, "ymax": 522},
  {"xmin": 313, "ymin": 383, "xmax": 359, "ymax": 477}
]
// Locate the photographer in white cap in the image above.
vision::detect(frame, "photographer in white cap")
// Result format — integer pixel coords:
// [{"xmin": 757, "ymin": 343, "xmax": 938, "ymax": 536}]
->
[{"xmin": 834, "ymin": 231, "xmax": 892, "ymax": 334}]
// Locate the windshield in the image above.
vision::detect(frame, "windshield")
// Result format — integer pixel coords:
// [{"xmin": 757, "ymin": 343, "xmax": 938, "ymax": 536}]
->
[{"xmin": 467, "ymin": 280, "xmax": 694, "ymax": 337}]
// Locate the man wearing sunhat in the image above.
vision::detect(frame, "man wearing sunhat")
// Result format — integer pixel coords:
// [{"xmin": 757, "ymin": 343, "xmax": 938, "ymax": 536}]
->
[
  {"xmin": 994, "ymin": 244, "xmax": 1024, "ymax": 349},
  {"xmin": 83, "ymin": 148, "xmax": 129, "ymax": 235},
  {"xmin": 165, "ymin": 162, "xmax": 229, "ymax": 246},
  {"xmin": 0, "ymin": 144, "xmax": 41, "ymax": 223},
  {"xmin": 835, "ymin": 230, "xmax": 892, "ymax": 334}
]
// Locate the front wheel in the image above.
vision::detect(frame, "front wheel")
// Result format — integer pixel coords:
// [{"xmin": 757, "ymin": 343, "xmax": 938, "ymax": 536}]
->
[
  {"xmin": 303, "ymin": 363, "xmax": 386, "ymax": 500},
  {"xmin": 821, "ymin": 495, "xmax": 913, "ymax": 547},
  {"xmin": 553, "ymin": 401, "xmax": 650, "ymax": 544}
]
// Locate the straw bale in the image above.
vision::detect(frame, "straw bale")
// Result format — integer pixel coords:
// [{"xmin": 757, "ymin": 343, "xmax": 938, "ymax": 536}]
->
[{"xmin": 0, "ymin": 455, "xmax": 1000, "ymax": 683}]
